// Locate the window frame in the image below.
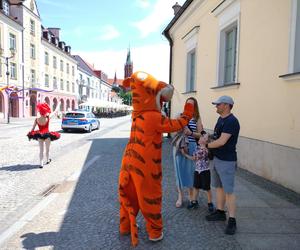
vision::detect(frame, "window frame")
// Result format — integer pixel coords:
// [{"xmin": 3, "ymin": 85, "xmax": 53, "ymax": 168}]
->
[
  {"xmin": 10, "ymin": 62, "xmax": 17, "ymax": 79},
  {"xmin": 215, "ymin": 1, "xmax": 240, "ymax": 87},
  {"xmin": 45, "ymin": 51, "xmax": 49, "ymax": 65},
  {"xmin": 9, "ymin": 33, "xmax": 16, "ymax": 51},
  {"xmin": 30, "ymin": 19, "xmax": 35, "ymax": 36},
  {"xmin": 53, "ymin": 56, "xmax": 57, "ymax": 69},
  {"xmin": 30, "ymin": 43, "xmax": 35, "ymax": 59},
  {"xmin": 182, "ymin": 26, "xmax": 199, "ymax": 93},
  {"xmin": 45, "ymin": 74, "xmax": 49, "ymax": 87},
  {"xmin": 288, "ymin": 0, "xmax": 300, "ymax": 74},
  {"xmin": 30, "ymin": 69, "xmax": 36, "ymax": 83}
]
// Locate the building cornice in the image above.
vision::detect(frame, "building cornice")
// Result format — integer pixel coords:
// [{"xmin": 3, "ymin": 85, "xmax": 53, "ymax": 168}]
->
[{"xmin": 0, "ymin": 12, "xmax": 23, "ymax": 29}]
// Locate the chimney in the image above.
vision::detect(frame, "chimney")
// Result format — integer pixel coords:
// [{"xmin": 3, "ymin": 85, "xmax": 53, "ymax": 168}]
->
[{"xmin": 172, "ymin": 2, "xmax": 181, "ymax": 15}]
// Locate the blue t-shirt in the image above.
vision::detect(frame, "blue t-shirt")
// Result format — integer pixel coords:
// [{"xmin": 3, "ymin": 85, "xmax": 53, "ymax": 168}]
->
[{"xmin": 213, "ymin": 114, "xmax": 240, "ymax": 161}]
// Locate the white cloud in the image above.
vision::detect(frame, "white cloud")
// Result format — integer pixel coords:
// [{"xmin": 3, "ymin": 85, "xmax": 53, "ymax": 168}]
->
[
  {"xmin": 97, "ymin": 25, "xmax": 121, "ymax": 41},
  {"xmin": 136, "ymin": 0, "xmax": 151, "ymax": 8},
  {"xmin": 132, "ymin": 0, "xmax": 186, "ymax": 38},
  {"xmin": 75, "ymin": 42, "xmax": 170, "ymax": 82}
]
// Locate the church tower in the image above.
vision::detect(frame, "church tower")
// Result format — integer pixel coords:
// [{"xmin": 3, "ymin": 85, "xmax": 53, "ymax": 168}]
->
[{"xmin": 124, "ymin": 47, "xmax": 133, "ymax": 78}]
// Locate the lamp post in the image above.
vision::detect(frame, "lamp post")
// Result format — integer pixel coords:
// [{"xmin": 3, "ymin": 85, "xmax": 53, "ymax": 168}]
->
[{"xmin": 0, "ymin": 48, "xmax": 15, "ymax": 124}]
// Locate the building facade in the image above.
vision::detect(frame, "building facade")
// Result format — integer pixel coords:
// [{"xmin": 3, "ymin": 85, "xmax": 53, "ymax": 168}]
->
[
  {"xmin": 163, "ymin": 0, "xmax": 300, "ymax": 193},
  {"xmin": 0, "ymin": 1, "xmax": 23, "ymax": 119}
]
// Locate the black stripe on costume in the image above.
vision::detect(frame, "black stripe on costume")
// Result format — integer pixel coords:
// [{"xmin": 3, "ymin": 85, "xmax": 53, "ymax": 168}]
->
[
  {"xmin": 128, "ymin": 137, "xmax": 145, "ymax": 147},
  {"xmin": 123, "ymin": 164, "xmax": 145, "ymax": 178},
  {"xmin": 124, "ymin": 149, "xmax": 146, "ymax": 164},
  {"xmin": 152, "ymin": 158, "xmax": 161, "ymax": 164},
  {"xmin": 152, "ymin": 142, "xmax": 162, "ymax": 149},
  {"xmin": 151, "ymin": 172, "xmax": 162, "ymax": 180},
  {"xmin": 147, "ymin": 213, "xmax": 161, "ymax": 220},
  {"xmin": 143, "ymin": 196, "xmax": 162, "ymax": 205}
]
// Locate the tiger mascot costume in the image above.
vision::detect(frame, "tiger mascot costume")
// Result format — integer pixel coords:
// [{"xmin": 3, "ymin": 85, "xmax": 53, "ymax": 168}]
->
[{"xmin": 118, "ymin": 71, "xmax": 194, "ymax": 246}]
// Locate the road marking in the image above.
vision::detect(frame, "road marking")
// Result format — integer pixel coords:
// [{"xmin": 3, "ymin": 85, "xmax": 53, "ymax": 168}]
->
[{"xmin": 0, "ymin": 155, "xmax": 100, "ymax": 247}]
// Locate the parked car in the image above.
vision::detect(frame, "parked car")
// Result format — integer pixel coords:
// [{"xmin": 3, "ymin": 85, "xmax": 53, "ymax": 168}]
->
[{"xmin": 61, "ymin": 111, "xmax": 100, "ymax": 133}]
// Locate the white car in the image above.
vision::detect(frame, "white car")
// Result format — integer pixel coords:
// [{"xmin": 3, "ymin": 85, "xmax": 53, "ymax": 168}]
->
[{"xmin": 61, "ymin": 111, "xmax": 100, "ymax": 133}]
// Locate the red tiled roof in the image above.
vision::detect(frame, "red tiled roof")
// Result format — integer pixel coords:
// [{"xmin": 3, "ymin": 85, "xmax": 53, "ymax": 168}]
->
[{"xmin": 108, "ymin": 78, "xmax": 123, "ymax": 86}]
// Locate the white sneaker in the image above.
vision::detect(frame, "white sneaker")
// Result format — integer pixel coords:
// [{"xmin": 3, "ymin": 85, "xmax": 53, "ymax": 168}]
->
[{"xmin": 149, "ymin": 232, "xmax": 164, "ymax": 242}]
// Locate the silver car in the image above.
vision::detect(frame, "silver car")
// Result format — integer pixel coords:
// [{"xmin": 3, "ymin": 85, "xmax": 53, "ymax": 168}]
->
[{"xmin": 61, "ymin": 111, "xmax": 100, "ymax": 133}]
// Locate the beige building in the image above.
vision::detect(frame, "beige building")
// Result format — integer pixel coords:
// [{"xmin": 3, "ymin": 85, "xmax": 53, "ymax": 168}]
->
[
  {"xmin": 41, "ymin": 28, "xmax": 78, "ymax": 113},
  {"xmin": 163, "ymin": 0, "xmax": 300, "ymax": 193},
  {"xmin": 0, "ymin": 2, "xmax": 23, "ymax": 119}
]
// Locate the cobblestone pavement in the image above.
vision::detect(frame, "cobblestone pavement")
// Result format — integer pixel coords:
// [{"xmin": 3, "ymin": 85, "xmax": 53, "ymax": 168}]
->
[
  {"xmin": 1, "ymin": 117, "xmax": 300, "ymax": 249},
  {"xmin": 0, "ymin": 116, "xmax": 130, "ymax": 238}
]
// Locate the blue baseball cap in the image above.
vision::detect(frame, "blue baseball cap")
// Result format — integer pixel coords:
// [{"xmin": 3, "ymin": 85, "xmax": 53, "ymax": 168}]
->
[{"xmin": 212, "ymin": 95, "xmax": 234, "ymax": 105}]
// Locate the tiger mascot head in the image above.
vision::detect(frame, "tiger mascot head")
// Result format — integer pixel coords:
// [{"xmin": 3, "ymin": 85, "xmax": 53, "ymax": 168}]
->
[{"xmin": 123, "ymin": 71, "xmax": 174, "ymax": 116}]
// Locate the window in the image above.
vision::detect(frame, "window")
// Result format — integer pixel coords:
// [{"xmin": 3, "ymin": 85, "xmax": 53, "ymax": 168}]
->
[
  {"xmin": 0, "ymin": 59, "xmax": 2, "ymax": 77},
  {"xmin": 45, "ymin": 74, "xmax": 49, "ymax": 87},
  {"xmin": 60, "ymin": 60, "xmax": 64, "ymax": 71},
  {"xmin": 9, "ymin": 33, "xmax": 16, "ymax": 51},
  {"xmin": 72, "ymin": 82, "xmax": 75, "ymax": 92},
  {"xmin": 53, "ymin": 77, "xmax": 57, "ymax": 89},
  {"xmin": 183, "ymin": 26, "xmax": 199, "ymax": 92},
  {"xmin": 66, "ymin": 63, "xmax": 69, "ymax": 74},
  {"xmin": 289, "ymin": 0, "xmax": 300, "ymax": 73},
  {"xmin": 3, "ymin": 0, "xmax": 9, "ymax": 15},
  {"xmin": 30, "ymin": 19, "xmax": 35, "ymax": 36},
  {"xmin": 67, "ymin": 81, "xmax": 70, "ymax": 91},
  {"xmin": 10, "ymin": 63, "xmax": 17, "ymax": 79},
  {"xmin": 224, "ymin": 26, "xmax": 237, "ymax": 83},
  {"xmin": 53, "ymin": 56, "xmax": 57, "ymax": 69},
  {"xmin": 215, "ymin": 0, "xmax": 240, "ymax": 86},
  {"xmin": 30, "ymin": 69, "xmax": 35, "ymax": 83},
  {"xmin": 45, "ymin": 52, "xmax": 49, "ymax": 65},
  {"xmin": 72, "ymin": 66, "xmax": 75, "ymax": 76},
  {"xmin": 30, "ymin": 44, "xmax": 35, "ymax": 59},
  {"xmin": 186, "ymin": 49, "xmax": 196, "ymax": 92},
  {"xmin": 60, "ymin": 79, "xmax": 64, "ymax": 90}
]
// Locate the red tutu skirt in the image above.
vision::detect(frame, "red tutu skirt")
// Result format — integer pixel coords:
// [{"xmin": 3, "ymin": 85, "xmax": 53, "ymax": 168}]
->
[{"xmin": 27, "ymin": 130, "xmax": 60, "ymax": 141}]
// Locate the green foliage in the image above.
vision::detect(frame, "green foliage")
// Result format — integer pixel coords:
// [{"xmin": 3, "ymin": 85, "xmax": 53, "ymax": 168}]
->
[{"xmin": 118, "ymin": 89, "xmax": 132, "ymax": 105}]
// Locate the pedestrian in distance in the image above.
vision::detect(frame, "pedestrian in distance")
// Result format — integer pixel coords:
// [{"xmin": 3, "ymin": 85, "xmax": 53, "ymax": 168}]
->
[
  {"xmin": 206, "ymin": 95, "xmax": 240, "ymax": 235},
  {"xmin": 27, "ymin": 102, "xmax": 60, "ymax": 168},
  {"xmin": 182, "ymin": 131, "xmax": 215, "ymax": 212}
]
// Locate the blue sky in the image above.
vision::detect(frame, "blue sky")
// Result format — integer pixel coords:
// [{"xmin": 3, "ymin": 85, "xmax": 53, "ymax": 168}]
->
[{"xmin": 37, "ymin": 0, "xmax": 186, "ymax": 81}]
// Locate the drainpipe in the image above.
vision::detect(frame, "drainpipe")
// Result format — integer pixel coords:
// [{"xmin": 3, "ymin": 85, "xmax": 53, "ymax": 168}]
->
[{"xmin": 163, "ymin": 30, "xmax": 173, "ymax": 138}]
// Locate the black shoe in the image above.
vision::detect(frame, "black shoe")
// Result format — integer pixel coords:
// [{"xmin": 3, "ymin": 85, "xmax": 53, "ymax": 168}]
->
[
  {"xmin": 225, "ymin": 217, "xmax": 237, "ymax": 235},
  {"xmin": 45, "ymin": 159, "xmax": 52, "ymax": 165},
  {"xmin": 187, "ymin": 200, "xmax": 199, "ymax": 210},
  {"xmin": 205, "ymin": 209, "xmax": 226, "ymax": 221},
  {"xmin": 208, "ymin": 203, "xmax": 215, "ymax": 213}
]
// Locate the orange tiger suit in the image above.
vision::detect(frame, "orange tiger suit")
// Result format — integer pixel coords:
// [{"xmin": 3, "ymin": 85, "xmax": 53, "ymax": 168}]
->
[{"xmin": 118, "ymin": 71, "xmax": 194, "ymax": 246}]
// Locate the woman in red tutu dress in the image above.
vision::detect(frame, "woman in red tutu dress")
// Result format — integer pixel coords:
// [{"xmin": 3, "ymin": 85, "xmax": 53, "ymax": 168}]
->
[{"xmin": 27, "ymin": 103, "xmax": 60, "ymax": 168}]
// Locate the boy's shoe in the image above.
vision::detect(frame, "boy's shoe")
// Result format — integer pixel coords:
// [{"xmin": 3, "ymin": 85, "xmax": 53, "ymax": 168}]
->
[
  {"xmin": 208, "ymin": 202, "xmax": 215, "ymax": 213},
  {"xmin": 187, "ymin": 200, "xmax": 199, "ymax": 210},
  {"xmin": 225, "ymin": 217, "xmax": 237, "ymax": 235},
  {"xmin": 205, "ymin": 209, "xmax": 226, "ymax": 221},
  {"xmin": 149, "ymin": 232, "xmax": 164, "ymax": 242}
]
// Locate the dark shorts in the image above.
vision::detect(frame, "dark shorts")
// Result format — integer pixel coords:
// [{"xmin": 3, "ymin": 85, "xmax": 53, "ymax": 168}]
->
[{"xmin": 193, "ymin": 170, "xmax": 211, "ymax": 191}]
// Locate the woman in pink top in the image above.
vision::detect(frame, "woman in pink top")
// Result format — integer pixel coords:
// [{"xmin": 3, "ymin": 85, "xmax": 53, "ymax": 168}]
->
[{"xmin": 27, "ymin": 103, "xmax": 60, "ymax": 168}]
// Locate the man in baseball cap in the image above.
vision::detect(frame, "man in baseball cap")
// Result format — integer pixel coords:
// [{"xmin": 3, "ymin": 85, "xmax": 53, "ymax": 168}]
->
[
  {"xmin": 206, "ymin": 95, "xmax": 240, "ymax": 235},
  {"xmin": 212, "ymin": 95, "xmax": 234, "ymax": 106}
]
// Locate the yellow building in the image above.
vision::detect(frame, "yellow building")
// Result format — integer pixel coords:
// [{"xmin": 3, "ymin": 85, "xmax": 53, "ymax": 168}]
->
[{"xmin": 163, "ymin": 0, "xmax": 300, "ymax": 193}]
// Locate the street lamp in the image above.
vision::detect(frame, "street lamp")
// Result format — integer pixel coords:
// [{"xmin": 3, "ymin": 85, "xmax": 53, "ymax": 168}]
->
[{"xmin": 0, "ymin": 48, "xmax": 15, "ymax": 124}]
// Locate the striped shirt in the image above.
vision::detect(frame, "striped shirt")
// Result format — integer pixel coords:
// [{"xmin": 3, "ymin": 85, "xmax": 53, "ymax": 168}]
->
[{"xmin": 187, "ymin": 118, "xmax": 197, "ymax": 142}]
